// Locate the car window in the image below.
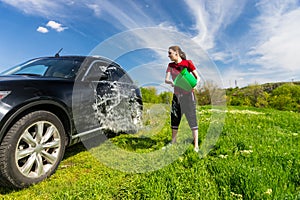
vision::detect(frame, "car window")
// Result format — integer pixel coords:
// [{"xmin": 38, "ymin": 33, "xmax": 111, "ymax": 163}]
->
[
  {"xmin": 107, "ymin": 65, "xmax": 132, "ymax": 83},
  {"xmin": 82, "ymin": 61, "xmax": 109, "ymax": 81},
  {"xmin": 44, "ymin": 59, "xmax": 82, "ymax": 79},
  {"xmin": 14, "ymin": 64, "xmax": 48, "ymax": 76},
  {"xmin": 81, "ymin": 60, "xmax": 132, "ymax": 83}
]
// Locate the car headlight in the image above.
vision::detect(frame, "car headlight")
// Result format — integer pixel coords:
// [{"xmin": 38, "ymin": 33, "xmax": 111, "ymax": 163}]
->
[{"xmin": 0, "ymin": 91, "xmax": 11, "ymax": 100}]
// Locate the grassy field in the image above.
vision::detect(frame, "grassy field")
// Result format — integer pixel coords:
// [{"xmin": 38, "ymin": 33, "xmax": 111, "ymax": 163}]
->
[{"xmin": 0, "ymin": 105, "xmax": 299, "ymax": 199}]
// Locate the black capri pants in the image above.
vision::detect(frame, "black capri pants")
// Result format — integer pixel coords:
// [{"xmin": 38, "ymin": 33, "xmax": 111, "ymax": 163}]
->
[{"xmin": 171, "ymin": 92, "xmax": 198, "ymax": 130}]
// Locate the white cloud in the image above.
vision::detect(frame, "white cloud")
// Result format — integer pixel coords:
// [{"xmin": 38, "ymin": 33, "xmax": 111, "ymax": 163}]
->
[
  {"xmin": 249, "ymin": 1, "xmax": 300, "ymax": 72},
  {"xmin": 183, "ymin": 0, "xmax": 247, "ymax": 51},
  {"xmin": 185, "ymin": 0, "xmax": 300, "ymax": 86},
  {"xmin": 46, "ymin": 20, "xmax": 68, "ymax": 32},
  {"xmin": 0, "ymin": 0, "xmax": 60, "ymax": 17},
  {"xmin": 221, "ymin": 65, "xmax": 298, "ymax": 88},
  {"xmin": 37, "ymin": 26, "xmax": 49, "ymax": 33},
  {"xmin": 85, "ymin": 1, "xmax": 140, "ymax": 29},
  {"xmin": 84, "ymin": 0, "xmax": 157, "ymax": 30},
  {"xmin": 86, "ymin": 4, "xmax": 102, "ymax": 16},
  {"xmin": 0, "ymin": 0, "xmax": 82, "ymax": 20}
]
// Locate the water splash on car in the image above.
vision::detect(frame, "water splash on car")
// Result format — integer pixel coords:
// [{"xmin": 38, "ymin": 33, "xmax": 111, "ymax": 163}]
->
[{"xmin": 92, "ymin": 80, "xmax": 142, "ymax": 133}]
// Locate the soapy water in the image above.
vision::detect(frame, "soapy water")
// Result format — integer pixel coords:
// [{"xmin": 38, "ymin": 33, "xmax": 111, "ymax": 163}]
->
[
  {"xmin": 72, "ymin": 27, "xmax": 227, "ymax": 173},
  {"xmin": 72, "ymin": 60, "xmax": 143, "ymax": 137},
  {"xmin": 92, "ymin": 80, "xmax": 142, "ymax": 133}
]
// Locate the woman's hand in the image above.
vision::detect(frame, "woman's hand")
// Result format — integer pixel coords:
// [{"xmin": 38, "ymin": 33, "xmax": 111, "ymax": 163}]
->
[
  {"xmin": 165, "ymin": 79, "xmax": 174, "ymax": 87},
  {"xmin": 192, "ymin": 70, "xmax": 200, "ymax": 86},
  {"xmin": 165, "ymin": 72, "xmax": 174, "ymax": 87}
]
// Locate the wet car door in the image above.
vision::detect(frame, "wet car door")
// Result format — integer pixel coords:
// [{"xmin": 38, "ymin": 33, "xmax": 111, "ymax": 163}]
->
[
  {"xmin": 72, "ymin": 60, "xmax": 109, "ymax": 135},
  {"xmin": 92, "ymin": 63, "xmax": 138, "ymax": 133}
]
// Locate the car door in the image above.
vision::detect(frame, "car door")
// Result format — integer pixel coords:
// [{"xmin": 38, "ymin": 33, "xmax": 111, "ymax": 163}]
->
[
  {"xmin": 72, "ymin": 59, "xmax": 109, "ymax": 135},
  {"xmin": 73, "ymin": 59, "xmax": 139, "ymax": 136},
  {"xmin": 92, "ymin": 63, "xmax": 138, "ymax": 133}
]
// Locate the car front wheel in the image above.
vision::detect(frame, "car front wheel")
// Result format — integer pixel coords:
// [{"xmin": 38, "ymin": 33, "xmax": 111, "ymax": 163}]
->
[{"xmin": 0, "ymin": 110, "xmax": 66, "ymax": 188}]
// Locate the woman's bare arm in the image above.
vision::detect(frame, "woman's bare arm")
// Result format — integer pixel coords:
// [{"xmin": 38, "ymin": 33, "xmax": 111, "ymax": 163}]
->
[{"xmin": 165, "ymin": 71, "xmax": 174, "ymax": 87}]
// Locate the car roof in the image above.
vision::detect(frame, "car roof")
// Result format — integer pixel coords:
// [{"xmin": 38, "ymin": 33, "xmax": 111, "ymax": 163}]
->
[
  {"xmin": 32, "ymin": 55, "xmax": 122, "ymax": 66},
  {"xmin": 34, "ymin": 55, "xmax": 106, "ymax": 61}
]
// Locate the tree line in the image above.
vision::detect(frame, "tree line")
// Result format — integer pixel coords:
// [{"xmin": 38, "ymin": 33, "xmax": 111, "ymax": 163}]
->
[
  {"xmin": 225, "ymin": 82, "xmax": 300, "ymax": 112},
  {"xmin": 140, "ymin": 81, "xmax": 300, "ymax": 112}
]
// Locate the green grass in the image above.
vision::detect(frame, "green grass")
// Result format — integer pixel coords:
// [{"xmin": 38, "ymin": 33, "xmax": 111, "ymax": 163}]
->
[{"xmin": 0, "ymin": 105, "xmax": 299, "ymax": 199}]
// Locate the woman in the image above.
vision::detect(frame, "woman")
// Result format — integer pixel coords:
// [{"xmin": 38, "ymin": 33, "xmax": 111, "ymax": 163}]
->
[{"xmin": 165, "ymin": 46, "xmax": 200, "ymax": 152}]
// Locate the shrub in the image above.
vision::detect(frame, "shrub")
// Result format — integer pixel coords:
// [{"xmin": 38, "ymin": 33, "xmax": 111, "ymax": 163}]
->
[{"xmin": 269, "ymin": 83, "xmax": 300, "ymax": 112}]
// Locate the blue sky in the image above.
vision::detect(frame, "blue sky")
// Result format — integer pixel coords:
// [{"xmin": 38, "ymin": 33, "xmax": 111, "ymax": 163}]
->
[{"xmin": 0, "ymin": 0, "xmax": 299, "ymax": 88}]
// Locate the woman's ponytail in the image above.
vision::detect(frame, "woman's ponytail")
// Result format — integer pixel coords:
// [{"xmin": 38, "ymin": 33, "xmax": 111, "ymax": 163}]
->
[{"xmin": 179, "ymin": 51, "xmax": 186, "ymax": 60}]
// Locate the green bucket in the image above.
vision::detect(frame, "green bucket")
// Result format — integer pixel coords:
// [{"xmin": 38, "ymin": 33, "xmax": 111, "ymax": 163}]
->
[{"xmin": 174, "ymin": 68, "xmax": 197, "ymax": 91}]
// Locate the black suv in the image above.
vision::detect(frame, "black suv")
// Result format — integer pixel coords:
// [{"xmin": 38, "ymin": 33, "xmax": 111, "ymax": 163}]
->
[{"xmin": 0, "ymin": 55, "xmax": 143, "ymax": 188}]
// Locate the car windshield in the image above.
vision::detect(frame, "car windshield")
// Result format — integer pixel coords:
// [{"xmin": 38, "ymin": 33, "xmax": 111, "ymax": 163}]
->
[{"xmin": 0, "ymin": 58, "xmax": 82, "ymax": 79}]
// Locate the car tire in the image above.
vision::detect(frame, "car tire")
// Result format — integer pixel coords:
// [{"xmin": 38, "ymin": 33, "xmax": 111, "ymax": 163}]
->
[{"xmin": 0, "ymin": 110, "xmax": 66, "ymax": 188}]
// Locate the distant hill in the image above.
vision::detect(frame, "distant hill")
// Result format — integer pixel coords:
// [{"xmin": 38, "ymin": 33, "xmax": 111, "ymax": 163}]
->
[
  {"xmin": 245, "ymin": 81, "xmax": 300, "ymax": 93},
  {"xmin": 223, "ymin": 81, "xmax": 300, "ymax": 112}
]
